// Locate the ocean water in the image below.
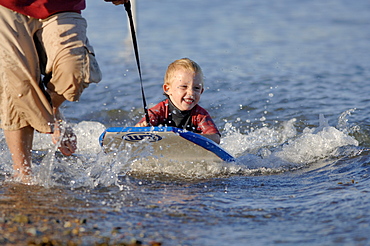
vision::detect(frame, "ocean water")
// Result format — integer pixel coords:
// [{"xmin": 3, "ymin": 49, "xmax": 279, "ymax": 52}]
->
[{"xmin": 1, "ymin": 0, "xmax": 370, "ymax": 245}]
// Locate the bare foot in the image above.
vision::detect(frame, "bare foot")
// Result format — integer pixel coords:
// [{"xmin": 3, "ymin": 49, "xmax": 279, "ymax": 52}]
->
[{"xmin": 12, "ymin": 168, "xmax": 33, "ymax": 185}]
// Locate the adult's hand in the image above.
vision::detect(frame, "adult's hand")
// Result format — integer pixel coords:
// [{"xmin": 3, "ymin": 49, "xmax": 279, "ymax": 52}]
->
[
  {"xmin": 52, "ymin": 125, "xmax": 77, "ymax": 156},
  {"xmin": 51, "ymin": 107, "xmax": 77, "ymax": 156},
  {"xmin": 105, "ymin": 0, "xmax": 130, "ymax": 5}
]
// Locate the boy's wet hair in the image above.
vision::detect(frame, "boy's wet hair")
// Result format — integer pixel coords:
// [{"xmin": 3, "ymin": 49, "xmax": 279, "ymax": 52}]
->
[{"xmin": 164, "ymin": 58, "xmax": 204, "ymax": 85}]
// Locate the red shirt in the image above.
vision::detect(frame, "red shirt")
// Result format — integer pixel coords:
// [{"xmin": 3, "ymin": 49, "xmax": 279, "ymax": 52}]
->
[
  {"xmin": 0, "ymin": 0, "xmax": 85, "ymax": 19},
  {"xmin": 138, "ymin": 99, "xmax": 221, "ymax": 135}
]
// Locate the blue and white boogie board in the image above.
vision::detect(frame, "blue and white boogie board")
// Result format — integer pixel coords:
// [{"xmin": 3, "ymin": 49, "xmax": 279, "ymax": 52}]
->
[{"xmin": 99, "ymin": 127, "xmax": 235, "ymax": 162}]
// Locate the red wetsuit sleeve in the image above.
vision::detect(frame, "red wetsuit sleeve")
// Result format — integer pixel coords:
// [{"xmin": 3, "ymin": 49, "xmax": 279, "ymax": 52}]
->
[
  {"xmin": 137, "ymin": 100, "xmax": 169, "ymax": 126},
  {"xmin": 191, "ymin": 105, "xmax": 221, "ymax": 135}
]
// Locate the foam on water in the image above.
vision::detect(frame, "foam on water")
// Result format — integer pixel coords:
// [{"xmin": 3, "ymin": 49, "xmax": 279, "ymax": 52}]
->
[{"xmin": 274, "ymin": 117, "xmax": 358, "ymax": 165}]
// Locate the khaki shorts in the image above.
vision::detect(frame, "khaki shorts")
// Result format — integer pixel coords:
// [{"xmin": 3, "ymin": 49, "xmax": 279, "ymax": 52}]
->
[{"xmin": 0, "ymin": 5, "xmax": 102, "ymax": 133}]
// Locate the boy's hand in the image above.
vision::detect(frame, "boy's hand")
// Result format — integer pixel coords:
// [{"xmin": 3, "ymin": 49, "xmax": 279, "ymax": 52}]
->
[
  {"xmin": 135, "ymin": 121, "xmax": 148, "ymax": 127},
  {"xmin": 105, "ymin": 0, "xmax": 130, "ymax": 5}
]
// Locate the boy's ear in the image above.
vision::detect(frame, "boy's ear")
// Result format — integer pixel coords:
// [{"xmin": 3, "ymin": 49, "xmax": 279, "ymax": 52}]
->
[
  {"xmin": 201, "ymin": 88, "xmax": 204, "ymax": 94},
  {"xmin": 163, "ymin": 84, "xmax": 170, "ymax": 93}
]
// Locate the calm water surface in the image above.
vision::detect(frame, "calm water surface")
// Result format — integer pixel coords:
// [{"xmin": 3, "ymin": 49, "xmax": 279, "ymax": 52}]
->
[{"xmin": 1, "ymin": 0, "xmax": 370, "ymax": 245}]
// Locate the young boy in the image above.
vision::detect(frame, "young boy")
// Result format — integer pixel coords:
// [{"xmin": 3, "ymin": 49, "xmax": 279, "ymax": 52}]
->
[{"xmin": 135, "ymin": 58, "xmax": 221, "ymax": 144}]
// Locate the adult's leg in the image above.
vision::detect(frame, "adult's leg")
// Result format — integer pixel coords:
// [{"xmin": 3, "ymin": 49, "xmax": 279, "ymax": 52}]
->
[
  {"xmin": 4, "ymin": 126, "xmax": 34, "ymax": 182},
  {"xmin": 0, "ymin": 6, "xmax": 53, "ymax": 181},
  {"xmin": 0, "ymin": 5, "xmax": 54, "ymax": 133}
]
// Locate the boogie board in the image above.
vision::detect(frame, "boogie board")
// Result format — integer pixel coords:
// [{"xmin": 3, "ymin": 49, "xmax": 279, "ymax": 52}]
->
[{"xmin": 99, "ymin": 126, "xmax": 235, "ymax": 162}]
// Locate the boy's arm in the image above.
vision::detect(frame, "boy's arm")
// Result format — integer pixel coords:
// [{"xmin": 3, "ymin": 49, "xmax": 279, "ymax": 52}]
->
[
  {"xmin": 135, "ymin": 101, "xmax": 166, "ymax": 127},
  {"xmin": 194, "ymin": 107, "xmax": 221, "ymax": 144}
]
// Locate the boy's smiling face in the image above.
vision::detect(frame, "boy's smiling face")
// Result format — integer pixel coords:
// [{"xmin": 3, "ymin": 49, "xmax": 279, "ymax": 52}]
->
[{"xmin": 163, "ymin": 68, "xmax": 204, "ymax": 111}]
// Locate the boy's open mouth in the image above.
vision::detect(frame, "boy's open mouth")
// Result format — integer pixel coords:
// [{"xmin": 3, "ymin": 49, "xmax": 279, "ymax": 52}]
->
[{"xmin": 183, "ymin": 98, "xmax": 194, "ymax": 104}]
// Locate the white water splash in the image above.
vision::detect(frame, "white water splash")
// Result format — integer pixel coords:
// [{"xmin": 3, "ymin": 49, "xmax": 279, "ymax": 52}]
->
[
  {"xmin": 221, "ymin": 118, "xmax": 297, "ymax": 157},
  {"xmin": 274, "ymin": 114, "xmax": 358, "ymax": 164},
  {"xmin": 219, "ymin": 113, "xmax": 359, "ymax": 174},
  {"xmin": 0, "ymin": 129, "xmax": 12, "ymax": 177},
  {"xmin": 0, "ymin": 111, "xmax": 362, "ymax": 187}
]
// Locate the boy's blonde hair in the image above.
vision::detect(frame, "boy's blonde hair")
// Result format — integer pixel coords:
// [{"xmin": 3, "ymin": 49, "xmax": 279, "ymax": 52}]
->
[{"xmin": 164, "ymin": 58, "xmax": 204, "ymax": 86}]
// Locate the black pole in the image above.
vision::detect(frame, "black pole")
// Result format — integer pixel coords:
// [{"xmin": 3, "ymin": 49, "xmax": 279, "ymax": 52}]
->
[{"xmin": 124, "ymin": 1, "xmax": 150, "ymax": 125}]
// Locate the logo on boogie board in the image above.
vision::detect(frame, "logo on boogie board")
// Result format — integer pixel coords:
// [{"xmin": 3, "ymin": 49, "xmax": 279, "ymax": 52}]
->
[{"xmin": 123, "ymin": 133, "xmax": 162, "ymax": 142}]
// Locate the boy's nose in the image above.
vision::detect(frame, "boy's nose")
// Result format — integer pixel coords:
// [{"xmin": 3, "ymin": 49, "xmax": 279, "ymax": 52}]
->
[{"xmin": 186, "ymin": 88, "xmax": 195, "ymax": 95}]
